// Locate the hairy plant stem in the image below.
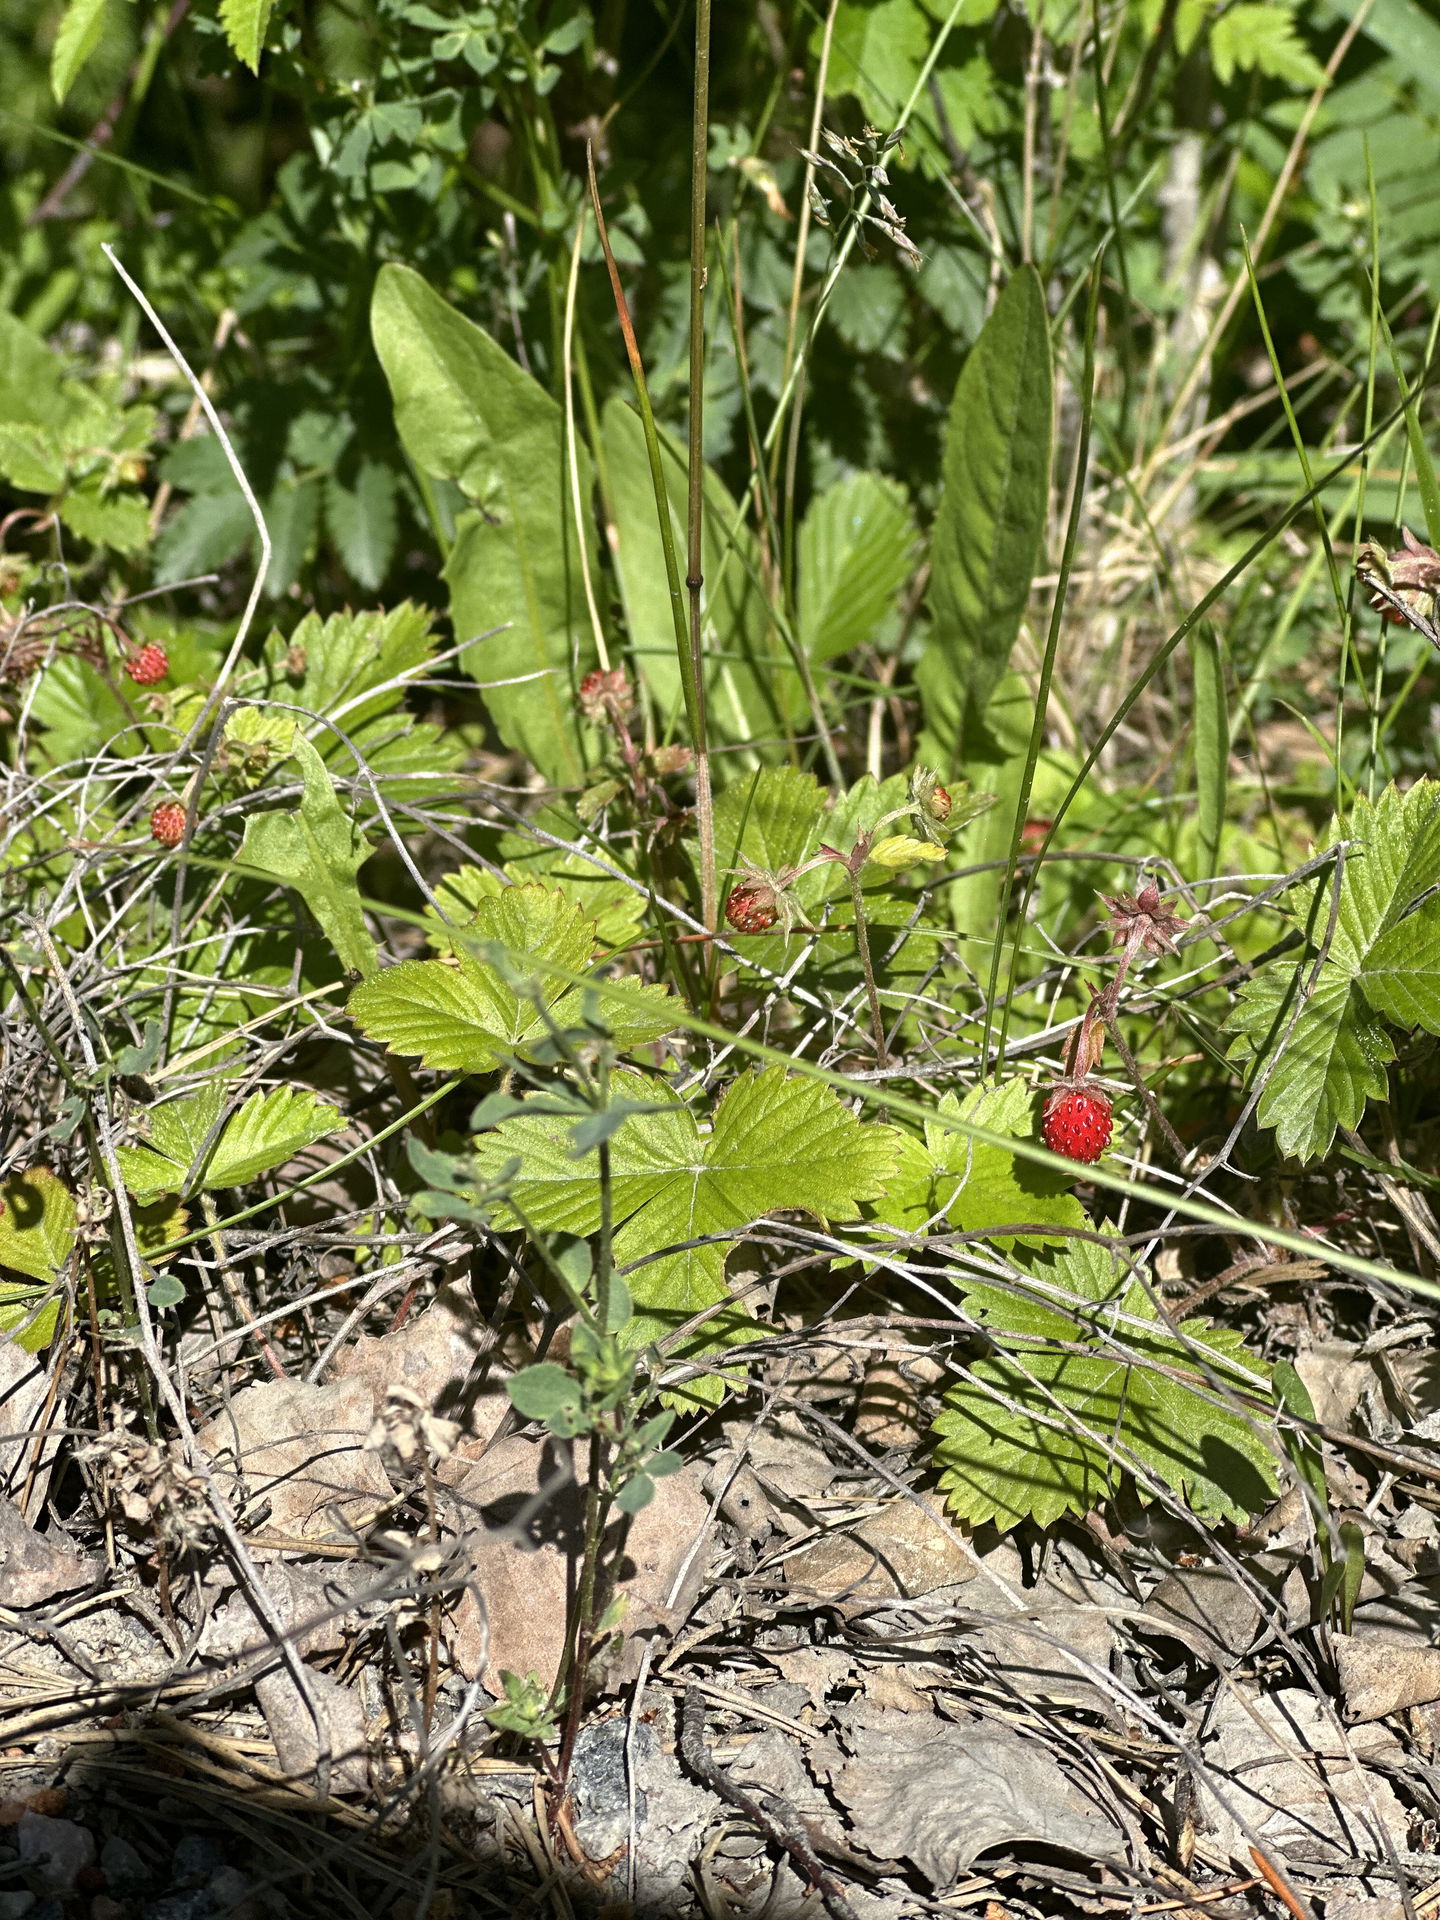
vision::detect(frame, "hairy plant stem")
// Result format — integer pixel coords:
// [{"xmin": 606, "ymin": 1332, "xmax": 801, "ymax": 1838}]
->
[
  {"xmin": 686, "ymin": 0, "xmax": 717, "ymax": 934},
  {"xmin": 556, "ymin": 1428, "xmax": 610, "ymax": 1783},
  {"xmin": 845, "ymin": 863, "xmax": 887, "ymax": 1069}
]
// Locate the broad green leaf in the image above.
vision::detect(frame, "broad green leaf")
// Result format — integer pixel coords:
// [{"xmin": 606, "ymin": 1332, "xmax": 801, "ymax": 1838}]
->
[
  {"xmin": 916, "ymin": 267, "xmax": 1053, "ymax": 756},
  {"xmin": 348, "ymin": 884, "xmax": 676, "ymax": 1072},
  {"xmin": 1329, "ymin": 781, "xmax": 1440, "ymax": 971},
  {"xmin": 798, "ymin": 473, "xmax": 917, "ymax": 664},
  {"xmin": 603, "ymin": 394, "xmax": 790, "ymax": 747},
  {"xmin": 0, "ymin": 1170, "xmax": 77, "ymax": 1285},
  {"xmin": 218, "ymin": 0, "xmax": 277, "ymax": 70},
  {"xmin": 0, "ymin": 423, "xmax": 67, "ymax": 494},
  {"xmin": 822, "ymin": 0, "xmax": 931, "ymax": 122},
  {"xmin": 933, "ymin": 1241, "xmax": 1276, "ymax": 1530},
  {"xmin": 1361, "ymin": 898, "xmax": 1440, "ymax": 1032},
  {"xmin": 1225, "ymin": 962, "xmax": 1393, "ymax": 1162},
  {"xmin": 117, "ymin": 1085, "xmax": 344, "ymax": 1198},
  {"xmin": 0, "ymin": 316, "xmax": 69, "ymax": 430},
  {"xmin": 1227, "ymin": 782, "xmax": 1440, "ymax": 1160},
  {"xmin": 0, "ymin": 1170, "xmax": 76, "ymax": 1351},
  {"xmin": 427, "ymin": 846, "xmax": 643, "ymax": 955},
  {"xmin": 59, "ymin": 484, "xmax": 150, "ymax": 553},
  {"xmin": 237, "ymin": 736, "xmax": 379, "ymax": 978},
  {"xmin": 371, "ymin": 263, "xmax": 595, "ymax": 786},
  {"xmin": 471, "ymin": 1067, "xmax": 903, "ymax": 1372},
  {"xmin": 713, "ymin": 765, "xmax": 829, "ymax": 882},
  {"xmin": 263, "ymin": 472, "xmax": 322, "ymax": 595},
  {"xmin": 50, "ymin": 0, "xmax": 109, "ymax": 102},
  {"xmin": 906, "ymin": 1080, "xmax": 1087, "ymax": 1248}
]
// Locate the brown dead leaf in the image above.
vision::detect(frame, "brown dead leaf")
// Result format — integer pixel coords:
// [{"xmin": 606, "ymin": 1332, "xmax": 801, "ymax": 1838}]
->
[
  {"xmin": 445, "ymin": 1435, "xmax": 711, "ymax": 1689},
  {"xmin": 1336, "ymin": 1635, "xmax": 1440, "ymax": 1722},
  {"xmin": 784, "ymin": 1495, "xmax": 977, "ymax": 1601},
  {"xmin": 0, "ymin": 1496, "xmax": 100, "ymax": 1608},
  {"xmin": 818, "ymin": 1703, "xmax": 1123, "ymax": 1883},
  {"xmin": 196, "ymin": 1378, "xmax": 392, "ymax": 1544},
  {"xmin": 330, "ymin": 1285, "xmax": 508, "ymax": 1468}
]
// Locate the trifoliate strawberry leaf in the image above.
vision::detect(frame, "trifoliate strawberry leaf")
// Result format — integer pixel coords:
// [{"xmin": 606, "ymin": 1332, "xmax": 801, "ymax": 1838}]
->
[
  {"xmin": 117, "ymin": 1084, "xmax": 344, "ymax": 1198},
  {"xmin": 870, "ymin": 1080, "xmax": 1086, "ymax": 1248},
  {"xmin": 348, "ymin": 884, "xmax": 676, "ymax": 1073},
  {"xmin": 932, "ymin": 1240, "xmax": 1276, "ymax": 1530},
  {"xmin": 1225, "ymin": 962, "xmax": 1393, "ymax": 1162},
  {"xmin": 424, "ymin": 857, "xmax": 642, "ymax": 957},
  {"xmin": 470, "ymin": 1067, "xmax": 903, "ymax": 1398},
  {"xmin": 1222, "ymin": 781, "xmax": 1440, "ymax": 1162},
  {"xmin": 246, "ymin": 603, "xmax": 461, "ymax": 791}
]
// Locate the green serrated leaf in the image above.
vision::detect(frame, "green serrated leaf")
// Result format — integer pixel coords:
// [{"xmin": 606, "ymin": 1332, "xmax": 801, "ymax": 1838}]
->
[
  {"xmin": 937, "ymin": 1081, "xmax": 1089, "ymax": 1246},
  {"xmin": 916, "ymin": 266, "xmax": 1053, "ymax": 756},
  {"xmin": 1291, "ymin": 781, "xmax": 1440, "ymax": 972},
  {"xmin": 1226, "ymin": 962, "xmax": 1393, "ymax": 1163},
  {"xmin": 713, "ymin": 765, "xmax": 829, "ymax": 881},
  {"xmin": 50, "ymin": 0, "xmax": 109, "ymax": 101},
  {"xmin": 1210, "ymin": 3, "xmax": 1324, "ymax": 87},
  {"xmin": 117, "ymin": 1084, "xmax": 344, "ymax": 1197},
  {"xmin": 59, "ymin": 485, "xmax": 150, "ymax": 553},
  {"xmin": 238, "ymin": 736, "xmax": 378, "ymax": 978},
  {"xmin": 349, "ymin": 884, "xmax": 676, "ymax": 1072},
  {"xmin": 933, "ymin": 1240, "xmax": 1277, "ymax": 1530},
  {"xmin": 219, "ymin": 0, "xmax": 278, "ymax": 70},
  {"xmin": 371, "ymin": 264, "xmax": 595, "ymax": 786},
  {"xmin": 1360, "ymin": 896, "xmax": 1440, "ymax": 1032},
  {"xmin": 471, "ymin": 1068, "xmax": 903, "ymax": 1388},
  {"xmin": 0, "ymin": 1169, "xmax": 77, "ymax": 1286},
  {"xmin": 798, "ymin": 472, "xmax": 917, "ymax": 664}
]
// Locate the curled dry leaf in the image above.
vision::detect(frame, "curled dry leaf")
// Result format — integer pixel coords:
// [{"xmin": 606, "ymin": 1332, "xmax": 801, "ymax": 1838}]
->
[{"xmin": 817, "ymin": 1702, "xmax": 1123, "ymax": 1884}]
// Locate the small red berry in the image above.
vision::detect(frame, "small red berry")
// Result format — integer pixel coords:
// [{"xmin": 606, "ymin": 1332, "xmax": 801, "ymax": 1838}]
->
[
  {"xmin": 124, "ymin": 643, "xmax": 169, "ymax": 686},
  {"xmin": 725, "ymin": 880, "xmax": 780, "ymax": 935},
  {"xmin": 1042, "ymin": 1086, "xmax": 1113, "ymax": 1165},
  {"xmin": 150, "ymin": 802, "xmax": 186, "ymax": 848},
  {"xmin": 930, "ymin": 783, "xmax": 952, "ymax": 822}
]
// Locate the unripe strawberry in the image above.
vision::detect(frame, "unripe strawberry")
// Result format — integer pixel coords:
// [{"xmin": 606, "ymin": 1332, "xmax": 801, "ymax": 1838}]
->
[
  {"xmin": 124, "ymin": 643, "xmax": 169, "ymax": 686},
  {"xmin": 578, "ymin": 667, "xmax": 633, "ymax": 723},
  {"xmin": 930, "ymin": 783, "xmax": 952, "ymax": 822},
  {"xmin": 725, "ymin": 879, "xmax": 779, "ymax": 935},
  {"xmin": 1042, "ymin": 1085, "xmax": 1113, "ymax": 1164},
  {"xmin": 150, "ymin": 801, "xmax": 186, "ymax": 848}
]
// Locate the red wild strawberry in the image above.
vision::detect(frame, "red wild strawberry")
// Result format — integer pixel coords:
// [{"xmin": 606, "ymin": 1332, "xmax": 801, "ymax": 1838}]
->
[
  {"xmin": 725, "ymin": 879, "xmax": 779, "ymax": 935},
  {"xmin": 150, "ymin": 801, "xmax": 186, "ymax": 848},
  {"xmin": 1042, "ymin": 1085, "xmax": 1113, "ymax": 1165},
  {"xmin": 124, "ymin": 643, "xmax": 169, "ymax": 686},
  {"xmin": 930, "ymin": 783, "xmax": 952, "ymax": 822}
]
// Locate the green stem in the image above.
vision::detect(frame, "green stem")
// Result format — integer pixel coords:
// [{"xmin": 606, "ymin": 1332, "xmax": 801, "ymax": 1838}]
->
[
  {"xmin": 686, "ymin": 0, "xmax": 717, "ymax": 933},
  {"xmin": 556, "ymin": 1430, "xmax": 609, "ymax": 1782},
  {"xmin": 846, "ymin": 861, "xmax": 887, "ymax": 1068}
]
